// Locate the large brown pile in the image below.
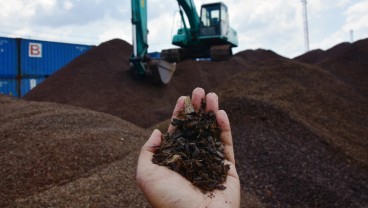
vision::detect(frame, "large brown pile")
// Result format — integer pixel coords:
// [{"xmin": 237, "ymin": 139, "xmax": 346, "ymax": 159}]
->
[
  {"xmin": 0, "ymin": 94, "xmax": 149, "ymax": 207},
  {"xmin": 217, "ymin": 58, "xmax": 368, "ymax": 207},
  {"xmin": 294, "ymin": 39, "xmax": 368, "ymax": 96},
  {"xmin": 23, "ymin": 39, "xmax": 249, "ymax": 128},
  {"xmin": 2, "ymin": 37, "xmax": 367, "ymax": 207}
]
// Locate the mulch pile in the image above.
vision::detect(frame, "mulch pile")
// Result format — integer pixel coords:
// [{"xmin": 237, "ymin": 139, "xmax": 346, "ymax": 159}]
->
[
  {"xmin": 294, "ymin": 39, "xmax": 368, "ymax": 96},
  {"xmin": 0, "ymin": 95, "xmax": 149, "ymax": 207},
  {"xmin": 2, "ymin": 37, "xmax": 367, "ymax": 207},
  {"xmin": 23, "ymin": 39, "xmax": 245, "ymax": 128},
  {"xmin": 217, "ymin": 59, "xmax": 368, "ymax": 207}
]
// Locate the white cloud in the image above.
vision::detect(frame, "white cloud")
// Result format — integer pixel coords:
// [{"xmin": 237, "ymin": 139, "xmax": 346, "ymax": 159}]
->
[
  {"xmin": 0, "ymin": 0, "xmax": 55, "ymax": 22},
  {"xmin": 63, "ymin": 1, "xmax": 74, "ymax": 10},
  {"xmin": 0, "ymin": 0, "xmax": 367, "ymax": 58},
  {"xmin": 221, "ymin": 0, "xmax": 304, "ymax": 56},
  {"xmin": 344, "ymin": 0, "xmax": 368, "ymax": 32},
  {"xmin": 96, "ymin": 17, "xmax": 131, "ymax": 45},
  {"xmin": 314, "ymin": 0, "xmax": 368, "ymax": 51}
]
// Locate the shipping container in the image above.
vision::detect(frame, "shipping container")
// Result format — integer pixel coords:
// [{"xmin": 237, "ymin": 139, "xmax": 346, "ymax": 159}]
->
[
  {"xmin": 0, "ymin": 37, "xmax": 18, "ymax": 77},
  {"xmin": 0, "ymin": 77, "xmax": 46, "ymax": 98},
  {"xmin": 20, "ymin": 39, "xmax": 92, "ymax": 76},
  {"xmin": 149, "ymin": 52, "xmax": 161, "ymax": 59},
  {"xmin": 1, "ymin": 36, "xmax": 92, "ymax": 97},
  {"xmin": 0, "ymin": 78, "xmax": 18, "ymax": 97},
  {"xmin": 20, "ymin": 77, "xmax": 45, "ymax": 97}
]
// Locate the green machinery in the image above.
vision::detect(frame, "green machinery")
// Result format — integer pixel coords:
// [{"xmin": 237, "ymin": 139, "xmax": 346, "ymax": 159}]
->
[{"xmin": 130, "ymin": 0, "xmax": 238, "ymax": 84}]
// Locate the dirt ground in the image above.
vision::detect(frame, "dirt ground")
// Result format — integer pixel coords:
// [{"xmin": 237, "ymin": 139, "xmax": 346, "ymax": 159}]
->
[{"xmin": 2, "ymin": 37, "xmax": 368, "ymax": 207}]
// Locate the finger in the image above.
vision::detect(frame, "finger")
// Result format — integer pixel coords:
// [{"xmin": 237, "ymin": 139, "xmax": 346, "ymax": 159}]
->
[
  {"xmin": 168, "ymin": 96, "xmax": 186, "ymax": 133},
  {"xmin": 191, "ymin": 87, "xmax": 205, "ymax": 111},
  {"xmin": 216, "ymin": 110, "xmax": 235, "ymax": 165},
  {"xmin": 206, "ymin": 92, "xmax": 219, "ymax": 113}
]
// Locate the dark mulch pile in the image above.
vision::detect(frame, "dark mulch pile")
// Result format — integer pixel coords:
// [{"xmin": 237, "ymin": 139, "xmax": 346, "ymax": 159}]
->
[
  {"xmin": 0, "ymin": 94, "xmax": 149, "ymax": 207},
  {"xmin": 22, "ymin": 39, "xmax": 246, "ymax": 128},
  {"xmin": 294, "ymin": 38, "xmax": 368, "ymax": 96},
  {"xmin": 217, "ymin": 58, "xmax": 368, "ymax": 207},
  {"xmin": 222, "ymin": 97, "xmax": 367, "ymax": 207},
  {"xmin": 218, "ymin": 58, "xmax": 368, "ymax": 166},
  {"xmin": 3, "ymin": 37, "xmax": 367, "ymax": 207}
]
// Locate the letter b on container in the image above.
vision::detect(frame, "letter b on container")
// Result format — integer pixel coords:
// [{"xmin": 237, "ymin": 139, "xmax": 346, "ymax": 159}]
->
[{"xmin": 29, "ymin": 43, "xmax": 42, "ymax": 58}]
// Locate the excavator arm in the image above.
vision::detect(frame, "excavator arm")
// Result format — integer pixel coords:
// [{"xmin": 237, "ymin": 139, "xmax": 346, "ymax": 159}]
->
[
  {"xmin": 175, "ymin": 0, "xmax": 201, "ymax": 46},
  {"xmin": 130, "ymin": 0, "xmax": 176, "ymax": 84},
  {"xmin": 130, "ymin": 0, "xmax": 148, "ymax": 76}
]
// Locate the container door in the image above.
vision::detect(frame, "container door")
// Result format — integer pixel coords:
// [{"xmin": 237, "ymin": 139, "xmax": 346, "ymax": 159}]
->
[
  {"xmin": 0, "ymin": 78, "xmax": 18, "ymax": 97},
  {"xmin": 0, "ymin": 37, "xmax": 18, "ymax": 78}
]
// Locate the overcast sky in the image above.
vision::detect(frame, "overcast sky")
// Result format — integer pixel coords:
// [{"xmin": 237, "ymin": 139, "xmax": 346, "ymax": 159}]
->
[{"xmin": 0, "ymin": 0, "xmax": 367, "ymax": 58}]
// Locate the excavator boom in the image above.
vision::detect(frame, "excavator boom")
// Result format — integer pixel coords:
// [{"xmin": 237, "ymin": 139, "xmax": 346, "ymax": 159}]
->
[{"xmin": 130, "ymin": 0, "xmax": 176, "ymax": 84}]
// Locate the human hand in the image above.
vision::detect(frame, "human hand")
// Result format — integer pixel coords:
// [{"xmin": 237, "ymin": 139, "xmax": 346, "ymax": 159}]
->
[{"xmin": 136, "ymin": 87, "xmax": 241, "ymax": 208}]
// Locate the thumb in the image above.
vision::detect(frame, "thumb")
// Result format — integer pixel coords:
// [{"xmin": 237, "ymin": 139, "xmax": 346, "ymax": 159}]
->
[
  {"xmin": 137, "ymin": 129, "xmax": 162, "ymax": 180},
  {"xmin": 142, "ymin": 129, "xmax": 162, "ymax": 153}
]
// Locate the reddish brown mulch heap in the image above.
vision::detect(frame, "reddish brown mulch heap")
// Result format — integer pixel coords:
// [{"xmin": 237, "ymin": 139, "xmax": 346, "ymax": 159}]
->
[
  {"xmin": 3, "ymin": 37, "xmax": 367, "ymax": 207},
  {"xmin": 0, "ymin": 94, "xmax": 150, "ymax": 207}
]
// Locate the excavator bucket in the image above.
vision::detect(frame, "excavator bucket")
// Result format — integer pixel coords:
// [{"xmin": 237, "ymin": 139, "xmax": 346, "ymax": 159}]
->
[{"xmin": 148, "ymin": 59, "xmax": 176, "ymax": 84}]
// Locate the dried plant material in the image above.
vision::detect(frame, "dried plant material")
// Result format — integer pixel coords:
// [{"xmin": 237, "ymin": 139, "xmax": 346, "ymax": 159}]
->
[
  {"xmin": 184, "ymin": 96, "xmax": 195, "ymax": 114},
  {"xmin": 152, "ymin": 98, "xmax": 230, "ymax": 192}
]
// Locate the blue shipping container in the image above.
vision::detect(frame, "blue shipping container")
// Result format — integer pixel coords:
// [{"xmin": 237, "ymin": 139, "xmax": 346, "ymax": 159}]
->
[
  {"xmin": 20, "ymin": 77, "xmax": 45, "ymax": 97},
  {"xmin": 149, "ymin": 52, "xmax": 161, "ymax": 59},
  {"xmin": 0, "ymin": 37, "xmax": 18, "ymax": 77},
  {"xmin": 20, "ymin": 39, "xmax": 92, "ymax": 76},
  {"xmin": 0, "ymin": 78, "xmax": 18, "ymax": 97}
]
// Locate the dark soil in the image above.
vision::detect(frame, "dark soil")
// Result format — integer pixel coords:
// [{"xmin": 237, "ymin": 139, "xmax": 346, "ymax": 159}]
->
[{"xmin": 2, "ymin": 37, "xmax": 367, "ymax": 207}]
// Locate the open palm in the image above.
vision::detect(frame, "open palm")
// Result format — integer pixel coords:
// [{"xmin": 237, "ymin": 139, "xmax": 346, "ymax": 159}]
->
[{"xmin": 136, "ymin": 88, "xmax": 240, "ymax": 208}]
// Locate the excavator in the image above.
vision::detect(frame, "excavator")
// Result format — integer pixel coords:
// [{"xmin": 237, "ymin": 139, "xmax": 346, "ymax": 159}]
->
[{"xmin": 129, "ymin": 0, "xmax": 238, "ymax": 84}]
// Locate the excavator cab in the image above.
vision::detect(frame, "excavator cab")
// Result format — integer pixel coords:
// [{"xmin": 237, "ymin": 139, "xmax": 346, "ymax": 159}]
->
[
  {"xmin": 199, "ymin": 3, "xmax": 229, "ymax": 42},
  {"xmin": 198, "ymin": 2, "xmax": 237, "ymax": 61}
]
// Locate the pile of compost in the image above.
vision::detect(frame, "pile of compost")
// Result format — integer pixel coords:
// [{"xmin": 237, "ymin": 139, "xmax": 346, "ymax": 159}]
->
[
  {"xmin": 0, "ymin": 94, "xmax": 150, "ymax": 207},
  {"xmin": 294, "ymin": 38, "xmax": 368, "ymax": 96},
  {"xmin": 2, "ymin": 37, "xmax": 367, "ymax": 207},
  {"xmin": 23, "ymin": 39, "xmax": 278, "ymax": 128}
]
